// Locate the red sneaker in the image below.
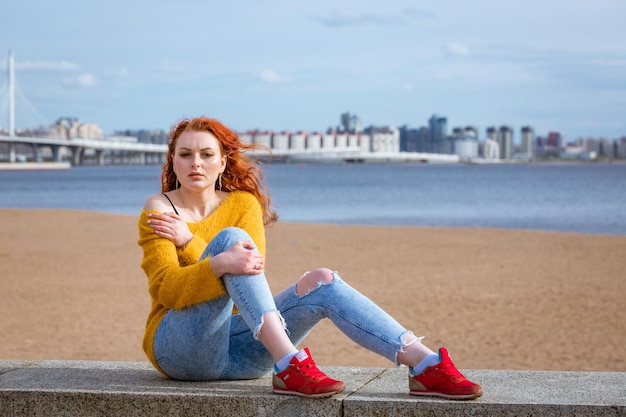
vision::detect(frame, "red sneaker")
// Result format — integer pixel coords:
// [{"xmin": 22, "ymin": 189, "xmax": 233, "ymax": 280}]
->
[
  {"xmin": 409, "ymin": 348, "xmax": 483, "ymax": 400},
  {"xmin": 273, "ymin": 348, "xmax": 346, "ymax": 398}
]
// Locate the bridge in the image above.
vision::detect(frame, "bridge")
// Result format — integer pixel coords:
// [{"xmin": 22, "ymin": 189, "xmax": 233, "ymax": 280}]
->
[
  {"xmin": 0, "ymin": 135, "xmax": 167, "ymax": 166},
  {"xmin": 1, "ymin": 51, "xmax": 459, "ymax": 167}
]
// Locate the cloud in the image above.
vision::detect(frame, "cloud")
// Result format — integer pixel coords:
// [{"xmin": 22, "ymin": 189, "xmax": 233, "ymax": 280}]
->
[
  {"xmin": 105, "ymin": 67, "xmax": 130, "ymax": 78},
  {"xmin": 315, "ymin": 8, "xmax": 433, "ymax": 27},
  {"xmin": 475, "ymin": 45, "xmax": 626, "ymax": 89},
  {"xmin": 62, "ymin": 73, "xmax": 99, "ymax": 88},
  {"xmin": 260, "ymin": 69, "xmax": 288, "ymax": 84},
  {"xmin": 13, "ymin": 60, "xmax": 81, "ymax": 72},
  {"xmin": 445, "ymin": 42, "xmax": 471, "ymax": 57},
  {"xmin": 158, "ymin": 60, "xmax": 187, "ymax": 75}
]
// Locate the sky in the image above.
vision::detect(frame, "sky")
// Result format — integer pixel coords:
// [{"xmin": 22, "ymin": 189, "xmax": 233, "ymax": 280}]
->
[{"xmin": 1, "ymin": 0, "xmax": 625, "ymax": 142}]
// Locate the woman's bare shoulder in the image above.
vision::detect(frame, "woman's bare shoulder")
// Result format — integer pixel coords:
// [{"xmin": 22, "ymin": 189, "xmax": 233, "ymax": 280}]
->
[{"xmin": 143, "ymin": 193, "xmax": 172, "ymax": 212}]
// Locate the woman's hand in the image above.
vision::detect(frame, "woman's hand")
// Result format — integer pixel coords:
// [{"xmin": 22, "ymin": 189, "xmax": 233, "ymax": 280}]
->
[
  {"xmin": 147, "ymin": 212, "xmax": 194, "ymax": 248},
  {"xmin": 210, "ymin": 240, "xmax": 265, "ymax": 277}
]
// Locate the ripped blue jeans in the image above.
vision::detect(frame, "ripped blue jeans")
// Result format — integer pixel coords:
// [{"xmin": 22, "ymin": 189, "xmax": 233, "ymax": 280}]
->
[{"xmin": 153, "ymin": 227, "xmax": 413, "ymax": 381}]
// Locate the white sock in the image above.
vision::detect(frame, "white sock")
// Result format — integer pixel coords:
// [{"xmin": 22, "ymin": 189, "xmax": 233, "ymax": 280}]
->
[
  {"xmin": 410, "ymin": 352, "xmax": 440, "ymax": 375},
  {"xmin": 274, "ymin": 350, "xmax": 300, "ymax": 373}
]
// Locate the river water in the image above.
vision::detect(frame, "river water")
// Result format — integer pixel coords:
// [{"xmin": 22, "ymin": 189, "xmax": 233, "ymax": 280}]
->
[{"xmin": 1, "ymin": 162, "xmax": 624, "ymax": 235}]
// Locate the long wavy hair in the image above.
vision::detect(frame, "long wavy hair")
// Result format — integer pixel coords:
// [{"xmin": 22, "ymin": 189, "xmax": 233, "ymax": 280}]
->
[{"xmin": 161, "ymin": 116, "xmax": 278, "ymax": 226}]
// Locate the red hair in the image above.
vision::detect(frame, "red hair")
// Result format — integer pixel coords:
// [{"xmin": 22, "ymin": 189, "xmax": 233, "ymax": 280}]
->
[{"xmin": 162, "ymin": 117, "xmax": 278, "ymax": 226}]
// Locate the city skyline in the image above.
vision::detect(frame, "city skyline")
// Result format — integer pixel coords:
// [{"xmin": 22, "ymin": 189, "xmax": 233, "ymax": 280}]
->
[{"xmin": 1, "ymin": 1, "xmax": 625, "ymax": 140}]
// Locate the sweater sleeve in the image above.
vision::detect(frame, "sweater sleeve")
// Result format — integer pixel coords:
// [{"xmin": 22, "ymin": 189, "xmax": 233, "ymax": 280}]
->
[
  {"xmin": 176, "ymin": 234, "xmax": 208, "ymax": 266},
  {"xmin": 138, "ymin": 210, "xmax": 226, "ymax": 310},
  {"xmin": 232, "ymin": 192, "xmax": 266, "ymax": 258}
]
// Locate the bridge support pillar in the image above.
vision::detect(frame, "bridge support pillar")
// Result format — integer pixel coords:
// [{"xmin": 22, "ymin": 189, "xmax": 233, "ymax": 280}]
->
[
  {"xmin": 70, "ymin": 146, "xmax": 84, "ymax": 166},
  {"xmin": 96, "ymin": 150, "xmax": 105, "ymax": 166},
  {"xmin": 33, "ymin": 144, "xmax": 41, "ymax": 162},
  {"xmin": 9, "ymin": 143, "xmax": 16, "ymax": 163},
  {"xmin": 51, "ymin": 145, "xmax": 62, "ymax": 162}
]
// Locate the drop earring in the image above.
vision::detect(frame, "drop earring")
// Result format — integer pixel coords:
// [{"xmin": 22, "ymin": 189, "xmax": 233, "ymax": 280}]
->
[{"xmin": 218, "ymin": 174, "xmax": 223, "ymax": 191}]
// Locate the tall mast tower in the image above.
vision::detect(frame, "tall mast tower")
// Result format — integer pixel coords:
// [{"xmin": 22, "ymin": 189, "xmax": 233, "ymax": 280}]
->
[{"xmin": 8, "ymin": 50, "xmax": 15, "ymax": 136}]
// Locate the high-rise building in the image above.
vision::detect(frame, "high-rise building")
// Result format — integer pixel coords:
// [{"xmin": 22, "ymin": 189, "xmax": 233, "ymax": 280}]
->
[
  {"xmin": 463, "ymin": 126, "xmax": 478, "ymax": 138},
  {"xmin": 451, "ymin": 126, "xmax": 479, "ymax": 159},
  {"xmin": 547, "ymin": 132, "xmax": 562, "ymax": 149},
  {"xmin": 429, "ymin": 114, "xmax": 448, "ymax": 153},
  {"xmin": 520, "ymin": 126, "xmax": 535, "ymax": 158},
  {"xmin": 54, "ymin": 117, "xmax": 103, "ymax": 140},
  {"xmin": 364, "ymin": 126, "xmax": 400, "ymax": 153},
  {"xmin": 399, "ymin": 125, "xmax": 426, "ymax": 152},
  {"xmin": 616, "ymin": 137, "xmax": 626, "ymax": 159},
  {"xmin": 340, "ymin": 112, "xmax": 361, "ymax": 133},
  {"xmin": 498, "ymin": 126, "xmax": 513, "ymax": 160},
  {"xmin": 483, "ymin": 138, "xmax": 499, "ymax": 159},
  {"xmin": 535, "ymin": 131, "xmax": 562, "ymax": 157}
]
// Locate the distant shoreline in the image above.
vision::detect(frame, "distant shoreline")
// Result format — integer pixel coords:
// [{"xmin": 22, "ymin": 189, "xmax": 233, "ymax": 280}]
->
[
  {"xmin": 0, "ymin": 158, "xmax": 624, "ymax": 171},
  {"xmin": 0, "ymin": 161, "xmax": 71, "ymax": 171}
]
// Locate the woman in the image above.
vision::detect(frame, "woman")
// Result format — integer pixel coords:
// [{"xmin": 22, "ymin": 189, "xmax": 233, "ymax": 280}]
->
[{"xmin": 137, "ymin": 116, "xmax": 482, "ymax": 399}]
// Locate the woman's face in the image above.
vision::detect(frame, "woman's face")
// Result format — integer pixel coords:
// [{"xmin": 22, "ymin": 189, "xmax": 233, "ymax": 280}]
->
[{"xmin": 173, "ymin": 130, "xmax": 226, "ymax": 191}]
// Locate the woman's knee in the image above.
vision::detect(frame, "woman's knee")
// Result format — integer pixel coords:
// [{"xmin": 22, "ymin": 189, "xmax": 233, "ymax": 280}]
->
[
  {"xmin": 295, "ymin": 268, "xmax": 335, "ymax": 296},
  {"xmin": 202, "ymin": 227, "xmax": 253, "ymax": 259},
  {"xmin": 218, "ymin": 227, "xmax": 251, "ymax": 241}
]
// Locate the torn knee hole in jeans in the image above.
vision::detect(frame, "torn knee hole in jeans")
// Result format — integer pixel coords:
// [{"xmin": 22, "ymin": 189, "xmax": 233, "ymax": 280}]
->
[{"xmin": 295, "ymin": 270, "xmax": 336, "ymax": 297}]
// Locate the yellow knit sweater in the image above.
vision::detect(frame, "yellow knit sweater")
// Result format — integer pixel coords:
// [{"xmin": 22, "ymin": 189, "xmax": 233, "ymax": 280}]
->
[{"xmin": 137, "ymin": 190, "xmax": 266, "ymax": 373}]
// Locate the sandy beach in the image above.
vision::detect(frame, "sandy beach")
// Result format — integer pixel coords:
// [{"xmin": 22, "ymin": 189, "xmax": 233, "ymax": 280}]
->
[{"xmin": 0, "ymin": 208, "xmax": 624, "ymax": 372}]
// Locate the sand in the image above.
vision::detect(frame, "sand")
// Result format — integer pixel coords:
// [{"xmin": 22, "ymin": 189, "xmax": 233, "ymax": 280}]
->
[{"xmin": 0, "ymin": 209, "xmax": 624, "ymax": 372}]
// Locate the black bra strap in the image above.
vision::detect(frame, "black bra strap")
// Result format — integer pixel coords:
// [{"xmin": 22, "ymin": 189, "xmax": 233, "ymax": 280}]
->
[{"xmin": 162, "ymin": 193, "xmax": 180, "ymax": 215}]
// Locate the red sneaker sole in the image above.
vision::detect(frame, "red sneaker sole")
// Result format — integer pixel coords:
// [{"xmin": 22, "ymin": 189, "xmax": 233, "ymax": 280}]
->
[
  {"xmin": 410, "ymin": 387, "xmax": 483, "ymax": 400},
  {"xmin": 273, "ymin": 385, "xmax": 346, "ymax": 398}
]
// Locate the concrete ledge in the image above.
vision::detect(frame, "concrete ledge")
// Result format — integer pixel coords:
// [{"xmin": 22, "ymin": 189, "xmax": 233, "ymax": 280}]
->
[{"xmin": 0, "ymin": 360, "xmax": 624, "ymax": 416}]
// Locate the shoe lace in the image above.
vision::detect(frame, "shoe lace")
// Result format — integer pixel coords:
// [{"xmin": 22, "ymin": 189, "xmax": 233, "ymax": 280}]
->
[
  {"xmin": 432, "ymin": 362, "xmax": 466, "ymax": 384},
  {"xmin": 294, "ymin": 363, "xmax": 326, "ymax": 382}
]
